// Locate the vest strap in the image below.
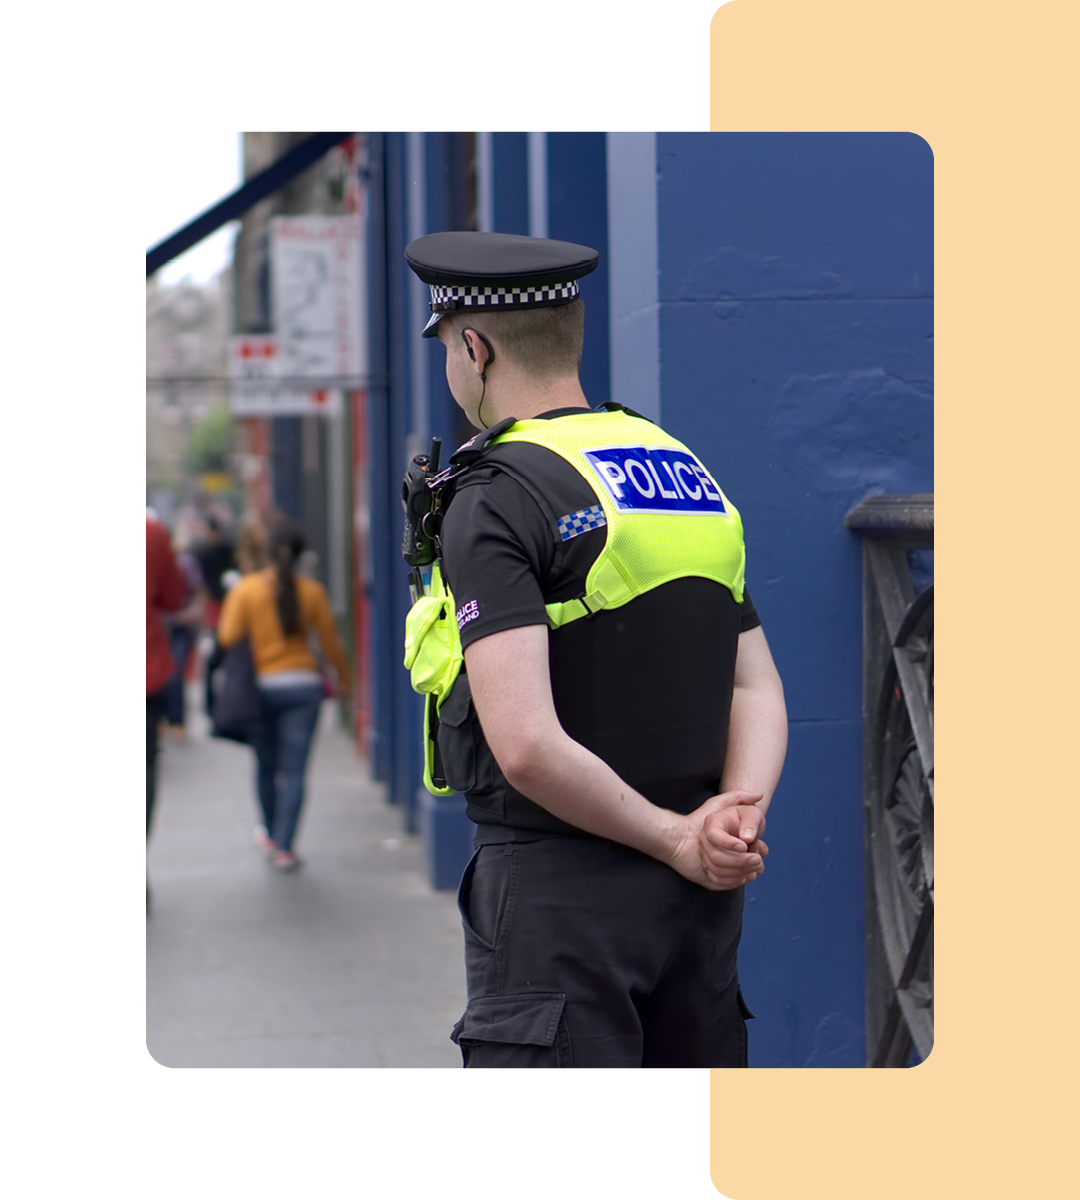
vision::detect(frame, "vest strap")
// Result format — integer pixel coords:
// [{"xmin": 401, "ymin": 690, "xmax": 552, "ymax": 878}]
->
[{"xmin": 544, "ymin": 589, "xmax": 607, "ymax": 629}]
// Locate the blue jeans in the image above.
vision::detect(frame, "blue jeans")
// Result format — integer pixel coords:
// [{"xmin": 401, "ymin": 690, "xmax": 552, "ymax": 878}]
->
[
  {"xmin": 162, "ymin": 624, "xmax": 197, "ymax": 727},
  {"xmin": 251, "ymin": 683, "xmax": 323, "ymax": 852}
]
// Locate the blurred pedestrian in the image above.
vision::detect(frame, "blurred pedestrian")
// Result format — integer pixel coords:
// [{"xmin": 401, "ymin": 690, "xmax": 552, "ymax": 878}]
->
[
  {"xmin": 235, "ymin": 512, "xmax": 269, "ymax": 575},
  {"xmin": 194, "ymin": 512, "xmax": 237, "ymax": 713},
  {"xmin": 193, "ymin": 511, "xmax": 236, "ymax": 628},
  {"xmin": 216, "ymin": 518, "xmax": 352, "ymax": 870},
  {"xmin": 200, "ymin": 516, "xmax": 268, "ymax": 719},
  {"xmin": 146, "ymin": 513, "xmax": 187, "ymax": 843},
  {"xmin": 161, "ymin": 535, "xmax": 205, "ymax": 740}
]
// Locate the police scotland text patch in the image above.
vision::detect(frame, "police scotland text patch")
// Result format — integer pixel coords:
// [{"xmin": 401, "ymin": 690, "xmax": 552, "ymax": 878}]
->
[
  {"xmin": 582, "ymin": 445, "xmax": 727, "ymax": 515},
  {"xmin": 456, "ymin": 599, "xmax": 480, "ymax": 632}
]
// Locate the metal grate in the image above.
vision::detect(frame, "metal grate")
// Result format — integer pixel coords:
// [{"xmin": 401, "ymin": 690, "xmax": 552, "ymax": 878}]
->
[{"xmin": 846, "ymin": 495, "xmax": 934, "ymax": 1066}]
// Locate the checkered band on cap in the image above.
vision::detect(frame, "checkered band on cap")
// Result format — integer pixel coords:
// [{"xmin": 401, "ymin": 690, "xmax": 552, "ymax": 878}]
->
[{"xmin": 429, "ymin": 280, "xmax": 580, "ymax": 313}]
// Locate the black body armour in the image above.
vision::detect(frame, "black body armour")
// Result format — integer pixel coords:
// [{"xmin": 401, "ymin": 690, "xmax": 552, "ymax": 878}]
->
[{"xmin": 433, "ymin": 417, "xmax": 757, "ymax": 844}]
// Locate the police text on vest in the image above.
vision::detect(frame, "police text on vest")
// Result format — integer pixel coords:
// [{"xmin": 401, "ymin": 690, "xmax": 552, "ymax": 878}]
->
[{"xmin": 582, "ymin": 446, "xmax": 727, "ymax": 515}]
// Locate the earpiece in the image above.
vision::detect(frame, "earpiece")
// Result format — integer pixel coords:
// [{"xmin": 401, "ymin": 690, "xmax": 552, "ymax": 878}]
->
[{"xmin": 461, "ymin": 328, "xmax": 495, "ymax": 371}]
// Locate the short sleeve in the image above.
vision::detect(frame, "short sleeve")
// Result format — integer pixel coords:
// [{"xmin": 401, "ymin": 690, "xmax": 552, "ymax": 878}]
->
[
  {"xmin": 739, "ymin": 586, "xmax": 761, "ymax": 633},
  {"xmin": 439, "ymin": 470, "xmax": 555, "ymax": 651}
]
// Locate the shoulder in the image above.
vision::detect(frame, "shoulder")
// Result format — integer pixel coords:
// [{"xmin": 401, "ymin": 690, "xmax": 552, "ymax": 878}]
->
[
  {"xmin": 298, "ymin": 575, "xmax": 330, "ymax": 604},
  {"xmin": 229, "ymin": 571, "xmax": 271, "ymax": 603},
  {"xmin": 450, "ymin": 439, "xmax": 595, "ymax": 509},
  {"xmin": 442, "ymin": 459, "xmax": 548, "ymax": 537}
]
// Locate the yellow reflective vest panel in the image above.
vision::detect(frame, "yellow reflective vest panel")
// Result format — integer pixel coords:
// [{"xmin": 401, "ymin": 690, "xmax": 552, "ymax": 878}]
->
[{"xmin": 404, "ymin": 407, "xmax": 746, "ymax": 796}]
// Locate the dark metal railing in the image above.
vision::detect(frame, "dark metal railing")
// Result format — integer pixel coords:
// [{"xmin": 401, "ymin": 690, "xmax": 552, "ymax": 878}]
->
[{"xmin": 846, "ymin": 494, "xmax": 934, "ymax": 1067}]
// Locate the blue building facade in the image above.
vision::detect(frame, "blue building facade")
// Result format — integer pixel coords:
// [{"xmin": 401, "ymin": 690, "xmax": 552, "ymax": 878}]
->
[{"xmin": 363, "ymin": 132, "xmax": 933, "ymax": 1068}]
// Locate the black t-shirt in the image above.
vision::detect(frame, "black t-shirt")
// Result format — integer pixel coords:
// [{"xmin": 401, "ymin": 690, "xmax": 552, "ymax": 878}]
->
[{"xmin": 438, "ymin": 408, "xmax": 761, "ymax": 841}]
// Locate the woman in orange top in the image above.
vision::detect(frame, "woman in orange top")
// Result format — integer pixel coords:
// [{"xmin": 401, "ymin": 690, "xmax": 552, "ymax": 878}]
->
[{"xmin": 217, "ymin": 518, "xmax": 351, "ymax": 870}]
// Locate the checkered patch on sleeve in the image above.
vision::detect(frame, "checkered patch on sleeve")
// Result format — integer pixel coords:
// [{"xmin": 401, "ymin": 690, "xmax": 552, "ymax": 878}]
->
[{"xmin": 556, "ymin": 504, "xmax": 608, "ymax": 542}]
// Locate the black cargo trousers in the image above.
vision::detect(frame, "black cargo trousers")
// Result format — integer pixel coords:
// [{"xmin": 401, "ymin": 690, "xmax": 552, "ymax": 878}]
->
[{"xmin": 451, "ymin": 835, "xmax": 753, "ymax": 1068}]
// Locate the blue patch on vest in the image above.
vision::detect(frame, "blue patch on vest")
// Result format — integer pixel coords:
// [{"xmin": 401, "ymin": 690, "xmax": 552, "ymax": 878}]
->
[{"xmin": 582, "ymin": 446, "xmax": 727, "ymax": 515}]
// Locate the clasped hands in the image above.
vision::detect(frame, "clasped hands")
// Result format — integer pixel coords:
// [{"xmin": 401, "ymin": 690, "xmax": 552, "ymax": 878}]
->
[{"xmin": 671, "ymin": 789, "xmax": 769, "ymax": 892}]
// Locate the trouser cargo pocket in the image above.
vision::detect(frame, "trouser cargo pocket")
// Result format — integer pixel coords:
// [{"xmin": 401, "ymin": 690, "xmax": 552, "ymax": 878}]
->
[
  {"xmin": 451, "ymin": 993, "xmax": 572, "ymax": 1068},
  {"xmin": 733, "ymin": 987, "xmax": 755, "ymax": 1067}
]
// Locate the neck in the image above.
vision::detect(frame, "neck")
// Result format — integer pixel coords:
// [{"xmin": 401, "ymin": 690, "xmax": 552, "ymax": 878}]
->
[{"xmin": 480, "ymin": 372, "xmax": 590, "ymax": 426}]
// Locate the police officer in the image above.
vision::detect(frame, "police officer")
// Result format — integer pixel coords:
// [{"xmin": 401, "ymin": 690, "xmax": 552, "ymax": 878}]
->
[{"xmin": 404, "ymin": 231, "xmax": 788, "ymax": 1068}]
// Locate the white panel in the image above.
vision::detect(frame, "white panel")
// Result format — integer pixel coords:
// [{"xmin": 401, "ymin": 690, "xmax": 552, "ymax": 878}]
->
[
  {"xmin": 527, "ymin": 132, "xmax": 548, "ymax": 240},
  {"xmin": 606, "ymin": 133, "xmax": 660, "ymax": 423},
  {"xmin": 476, "ymin": 132, "xmax": 494, "ymax": 233}
]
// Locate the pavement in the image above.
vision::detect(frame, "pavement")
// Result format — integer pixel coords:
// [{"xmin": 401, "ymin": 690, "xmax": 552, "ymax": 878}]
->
[{"xmin": 146, "ymin": 690, "xmax": 466, "ymax": 1068}]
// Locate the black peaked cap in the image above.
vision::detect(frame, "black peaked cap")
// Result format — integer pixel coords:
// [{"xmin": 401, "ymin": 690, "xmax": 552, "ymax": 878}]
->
[{"xmin": 405, "ymin": 231, "xmax": 600, "ymax": 336}]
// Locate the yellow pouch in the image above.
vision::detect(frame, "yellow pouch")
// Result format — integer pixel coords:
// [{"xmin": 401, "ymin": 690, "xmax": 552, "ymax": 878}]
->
[
  {"xmin": 403, "ymin": 564, "xmax": 464, "ymax": 700},
  {"xmin": 403, "ymin": 562, "xmax": 464, "ymax": 796}
]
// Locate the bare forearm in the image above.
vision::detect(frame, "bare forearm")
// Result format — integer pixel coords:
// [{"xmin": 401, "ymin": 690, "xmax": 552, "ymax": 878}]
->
[
  {"xmin": 719, "ymin": 680, "xmax": 788, "ymax": 815},
  {"xmin": 464, "ymin": 624, "xmax": 770, "ymax": 893},
  {"xmin": 503, "ymin": 734, "xmax": 683, "ymax": 863}
]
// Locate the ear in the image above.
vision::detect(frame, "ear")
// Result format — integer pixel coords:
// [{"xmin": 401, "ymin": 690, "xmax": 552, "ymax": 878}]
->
[{"xmin": 461, "ymin": 328, "xmax": 494, "ymax": 374}]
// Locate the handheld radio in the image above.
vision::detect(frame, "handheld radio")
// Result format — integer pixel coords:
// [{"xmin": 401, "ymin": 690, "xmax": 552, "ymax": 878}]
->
[{"xmin": 401, "ymin": 437, "xmax": 443, "ymax": 597}]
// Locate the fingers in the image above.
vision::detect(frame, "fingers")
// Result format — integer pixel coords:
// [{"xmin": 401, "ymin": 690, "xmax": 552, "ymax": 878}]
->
[
  {"xmin": 702, "ymin": 860, "xmax": 763, "ymax": 890},
  {"xmin": 702, "ymin": 810, "xmax": 748, "ymax": 854},
  {"xmin": 701, "ymin": 842, "xmax": 764, "ymax": 879},
  {"xmin": 712, "ymin": 803, "xmax": 766, "ymax": 844},
  {"xmin": 694, "ymin": 842, "xmax": 765, "ymax": 891},
  {"xmin": 683, "ymin": 796, "xmax": 771, "ymax": 892},
  {"xmin": 737, "ymin": 807, "xmax": 766, "ymax": 844},
  {"xmin": 702, "ymin": 806, "xmax": 765, "ymax": 853},
  {"xmin": 704, "ymin": 847, "xmax": 763, "ymax": 876},
  {"xmin": 711, "ymin": 789, "xmax": 764, "ymax": 812}
]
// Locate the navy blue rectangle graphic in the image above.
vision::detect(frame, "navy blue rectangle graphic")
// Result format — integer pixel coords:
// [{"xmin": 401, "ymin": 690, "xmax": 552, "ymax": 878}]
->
[{"xmin": 582, "ymin": 446, "xmax": 727, "ymax": 514}]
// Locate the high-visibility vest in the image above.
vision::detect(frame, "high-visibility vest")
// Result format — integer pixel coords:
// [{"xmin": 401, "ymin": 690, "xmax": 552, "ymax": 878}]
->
[{"xmin": 404, "ymin": 407, "xmax": 746, "ymax": 795}]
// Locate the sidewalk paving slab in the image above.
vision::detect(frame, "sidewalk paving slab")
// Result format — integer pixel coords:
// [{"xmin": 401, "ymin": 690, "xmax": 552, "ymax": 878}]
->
[{"xmin": 147, "ymin": 697, "xmax": 466, "ymax": 1068}]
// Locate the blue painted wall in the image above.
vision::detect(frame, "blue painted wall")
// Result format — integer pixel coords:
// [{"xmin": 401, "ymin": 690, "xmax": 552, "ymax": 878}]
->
[
  {"xmin": 366, "ymin": 132, "xmax": 425, "ymax": 815},
  {"xmin": 363, "ymin": 133, "xmax": 392, "ymax": 787},
  {"xmin": 651, "ymin": 132, "xmax": 934, "ymax": 1066},
  {"xmin": 546, "ymin": 134, "xmax": 611, "ymax": 407},
  {"xmin": 492, "ymin": 133, "xmax": 529, "ymax": 234}
]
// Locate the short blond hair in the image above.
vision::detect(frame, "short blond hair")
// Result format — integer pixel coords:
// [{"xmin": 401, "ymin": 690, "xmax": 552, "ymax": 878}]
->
[{"xmin": 440, "ymin": 299, "xmax": 584, "ymax": 380}]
